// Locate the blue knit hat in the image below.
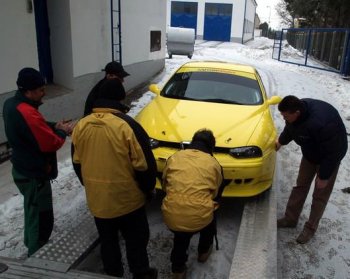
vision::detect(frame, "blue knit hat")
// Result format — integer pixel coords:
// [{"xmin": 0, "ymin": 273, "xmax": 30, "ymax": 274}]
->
[{"xmin": 16, "ymin": 68, "xmax": 45, "ymax": 91}]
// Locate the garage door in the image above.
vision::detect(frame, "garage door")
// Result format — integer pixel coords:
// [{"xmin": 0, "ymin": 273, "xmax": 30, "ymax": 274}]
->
[
  {"xmin": 171, "ymin": 1, "xmax": 198, "ymax": 35},
  {"xmin": 204, "ymin": 3, "xmax": 232, "ymax": 42}
]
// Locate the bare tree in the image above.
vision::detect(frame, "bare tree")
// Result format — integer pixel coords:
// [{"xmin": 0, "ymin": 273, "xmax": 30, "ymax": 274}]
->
[
  {"xmin": 278, "ymin": 0, "xmax": 350, "ymax": 28},
  {"xmin": 276, "ymin": 1, "xmax": 294, "ymax": 27}
]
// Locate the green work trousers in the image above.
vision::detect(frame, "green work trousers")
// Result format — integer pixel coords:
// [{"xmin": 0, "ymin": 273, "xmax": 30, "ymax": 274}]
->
[{"xmin": 12, "ymin": 168, "xmax": 54, "ymax": 256}]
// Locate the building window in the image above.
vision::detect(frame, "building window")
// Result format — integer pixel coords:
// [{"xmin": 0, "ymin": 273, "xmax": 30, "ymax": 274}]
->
[
  {"xmin": 205, "ymin": 3, "xmax": 232, "ymax": 16},
  {"xmin": 151, "ymin": 31, "xmax": 161, "ymax": 52},
  {"xmin": 172, "ymin": 2, "xmax": 197, "ymax": 14}
]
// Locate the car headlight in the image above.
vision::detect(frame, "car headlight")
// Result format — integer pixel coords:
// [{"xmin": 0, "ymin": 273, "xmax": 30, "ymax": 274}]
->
[
  {"xmin": 229, "ymin": 146, "xmax": 262, "ymax": 158},
  {"xmin": 149, "ymin": 138, "xmax": 160, "ymax": 149}
]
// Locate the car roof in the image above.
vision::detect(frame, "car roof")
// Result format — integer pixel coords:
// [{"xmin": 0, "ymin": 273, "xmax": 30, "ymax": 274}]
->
[{"xmin": 178, "ymin": 61, "xmax": 257, "ymax": 75}]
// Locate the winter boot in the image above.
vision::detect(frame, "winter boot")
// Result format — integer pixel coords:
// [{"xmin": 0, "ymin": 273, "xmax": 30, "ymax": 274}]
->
[
  {"xmin": 198, "ymin": 244, "xmax": 213, "ymax": 263},
  {"xmin": 296, "ymin": 227, "xmax": 315, "ymax": 244}
]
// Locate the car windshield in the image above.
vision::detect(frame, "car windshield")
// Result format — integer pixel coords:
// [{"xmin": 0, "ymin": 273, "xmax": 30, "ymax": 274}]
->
[{"xmin": 161, "ymin": 71, "xmax": 263, "ymax": 105}]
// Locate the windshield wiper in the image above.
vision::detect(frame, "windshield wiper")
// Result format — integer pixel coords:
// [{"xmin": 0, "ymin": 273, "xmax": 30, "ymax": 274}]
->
[
  {"xmin": 200, "ymin": 98, "xmax": 243, "ymax": 105},
  {"xmin": 165, "ymin": 95, "xmax": 196, "ymax": 101}
]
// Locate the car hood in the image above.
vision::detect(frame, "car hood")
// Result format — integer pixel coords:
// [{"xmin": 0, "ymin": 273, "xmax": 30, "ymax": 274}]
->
[{"xmin": 135, "ymin": 96, "xmax": 267, "ymax": 147}]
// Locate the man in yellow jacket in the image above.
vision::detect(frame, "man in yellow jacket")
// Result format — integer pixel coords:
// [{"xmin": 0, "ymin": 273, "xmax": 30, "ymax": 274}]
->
[
  {"xmin": 72, "ymin": 79, "xmax": 157, "ymax": 279},
  {"xmin": 161, "ymin": 129, "xmax": 223, "ymax": 279}
]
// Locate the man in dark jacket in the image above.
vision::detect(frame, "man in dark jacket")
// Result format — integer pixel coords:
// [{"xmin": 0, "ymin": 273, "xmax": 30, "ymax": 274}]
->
[
  {"xmin": 276, "ymin": 95, "xmax": 348, "ymax": 244},
  {"xmin": 83, "ymin": 61, "xmax": 129, "ymax": 116},
  {"xmin": 2, "ymin": 67, "xmax": 74, "ymax": 256},
  {"xmin": 72, "ymin": 79, "xmax": 158, "ymax": 279}
]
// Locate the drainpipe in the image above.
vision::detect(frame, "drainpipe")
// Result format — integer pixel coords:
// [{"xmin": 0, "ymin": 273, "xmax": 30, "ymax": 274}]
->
[
  {"xmin": 118, "ymin": 0, "xmax": 122, "ymax": 64},
  {"xmin": 110, "ymin": 0, "xmax": 122, "ymax": 63},
  {"xmin": 110, "ymin": 0, "xmax": 114, "ymax": 61},
  {"xmin": 253, "ymin": 8, "xmax": 256, "ymax": 40},
  {"xmin": 242, "ymin": 0, "xmax": 248, "ymax": 44}
]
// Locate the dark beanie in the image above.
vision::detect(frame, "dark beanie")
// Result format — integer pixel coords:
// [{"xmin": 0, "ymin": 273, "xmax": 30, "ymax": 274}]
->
[
  {"xmin": 16, "ymin": 67, "xmax": 45, "ymax": 91},
  {"xmin": 97, "ymin": 79, "xmax": 126, "ymax": 101}
]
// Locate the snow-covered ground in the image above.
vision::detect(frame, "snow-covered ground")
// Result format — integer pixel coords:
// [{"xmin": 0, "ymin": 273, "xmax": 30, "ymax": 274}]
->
[{"xmin": 1, "ymin": 37, "xmax": 350, "ymax": 278}]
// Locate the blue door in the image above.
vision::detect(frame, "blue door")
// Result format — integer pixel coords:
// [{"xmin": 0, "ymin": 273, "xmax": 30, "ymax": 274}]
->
[
  {"xmin": 33, "ymin": 0, "xmax": 53, "ymax": 83},
  {"xmin": 171, "ymin": 1, "xmax": 197, "ymax": 35},
  {"xmin": 204, "ymin": 3, "xmax": 232, "ymax": 42}
]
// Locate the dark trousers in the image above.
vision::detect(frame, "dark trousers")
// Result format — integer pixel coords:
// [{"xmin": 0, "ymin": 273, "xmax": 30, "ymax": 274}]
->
[
  {"xmin": 284, "ymin": 157, "xmax": 339, "ymax": 232},
  {"xmin": 94, "ymin": 206, "xmax": 150, "ymax": 277},
  {"xmin": 12, "ymin": 168, "xmax": 54, "ymax": 256},
  {"xmin": 171, "ymin": 218, "xmax": 216, "ymax": 273}
]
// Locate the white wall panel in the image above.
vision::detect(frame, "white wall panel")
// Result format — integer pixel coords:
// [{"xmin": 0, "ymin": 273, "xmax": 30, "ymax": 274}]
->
[
  {"xmin": 47, "ymin": 0, "xmax": 74, "ymax": 89},
  {"xmin": 0, "ymin": 0, "xmax": 39, "ymax": 93},
  {"xmin": 167, "ymin": 0, "xmax": 256, "ymax": 43},
  {"xmin": 121, "ymin": 0, "xmax": 166, "ymax": 65},
  {"xmin": 70, "ymin": 0, "xmax": 111, "ymax": 78}
]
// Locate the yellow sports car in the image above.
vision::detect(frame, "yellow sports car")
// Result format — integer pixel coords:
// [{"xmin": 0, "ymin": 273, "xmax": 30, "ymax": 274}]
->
[{"xmin": 135, "ymin": 61, "xmax": 281, "ymax": 197}]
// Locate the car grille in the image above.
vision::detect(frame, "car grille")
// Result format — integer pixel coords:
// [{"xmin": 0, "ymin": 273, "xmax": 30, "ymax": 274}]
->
[{"xmin": 157, "ymin": 140, "xmax": 230, "ymax": 153}]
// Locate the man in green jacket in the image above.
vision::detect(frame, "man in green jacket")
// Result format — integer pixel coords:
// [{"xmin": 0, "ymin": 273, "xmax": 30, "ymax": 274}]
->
[{"xmin": 3, "ymin": 67, "xmax": 74, "ymax": 256}]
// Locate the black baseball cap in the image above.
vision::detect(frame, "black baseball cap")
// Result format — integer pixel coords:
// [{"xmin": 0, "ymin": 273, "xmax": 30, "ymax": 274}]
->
[{"xmin": 103, "ymin": 61, "xmax": 130, "ymax": 78}]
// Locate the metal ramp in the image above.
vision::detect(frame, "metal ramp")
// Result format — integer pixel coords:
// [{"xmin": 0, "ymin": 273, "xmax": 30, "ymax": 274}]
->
[
  {"xmin": 228, "ymin": 166, "xmax": 278, "ymax": 279},
  {"xmin": 0, "ymin": 213, "xmax": 104, "ymax": 278},
  {"xmin": 0, "ymin": 257, "xmax": 113, "ymax": 279},
  {"xmin": 24, "ymin": 214, "xmax": 98, "ymax": 272}
]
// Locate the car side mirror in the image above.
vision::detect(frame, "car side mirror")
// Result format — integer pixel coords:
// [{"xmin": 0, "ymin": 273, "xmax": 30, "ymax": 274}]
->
[
  {"xmin": 267, "ymin": 95, "xmax": 282, "ymax": 105},
  {"xmin": 149, "ymin": 84, "xmax": 161, "ymax": 95}
]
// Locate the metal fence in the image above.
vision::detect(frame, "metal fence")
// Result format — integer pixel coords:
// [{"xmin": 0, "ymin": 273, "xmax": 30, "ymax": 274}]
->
[{"xmin": 272, "ymin": 28, "xmax": 350, "ymax": 76}]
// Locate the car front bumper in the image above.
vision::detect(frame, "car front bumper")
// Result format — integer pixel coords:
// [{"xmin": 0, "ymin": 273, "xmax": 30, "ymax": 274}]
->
[{"xmin": 152, "ymin": 147, "xmax": 276, "ymax": 197}]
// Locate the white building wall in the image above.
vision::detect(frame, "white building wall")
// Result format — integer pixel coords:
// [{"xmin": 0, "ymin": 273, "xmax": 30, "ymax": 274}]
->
[
  {"xmin": 47, "ymin": 0, "xmax": 74, "ymax": 89},
  {"xmin": 167, "ymin": 0, "xmax": 256, "ymax": 43},
  {"xmin": 0, "ymin": 0, "xmax": 39, "ymax": 93},
  {"xmin": 243, "ymin": 0, "xmax": 257, "ymax": 42},
  {"xmin": 0, "ymin": 0, "xmax": 166, "ymax": 94},
  {"xmin": 121, "ymin": 0, "xmax": 166, "ymax": 65},
  {"xmin": 70, "ymin": 0, "xmax": 111, "ymax": 79},
  {"xmin": 0, "ymin": 0, "xmax": 166, "ymax": 144},
  {"xmin": 167, "ymin": 0, "xmax": 246, "ymax": 42},
  {"xmin": 231, "ymin": 0, "xmax": 246, "ymax": 42}
]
